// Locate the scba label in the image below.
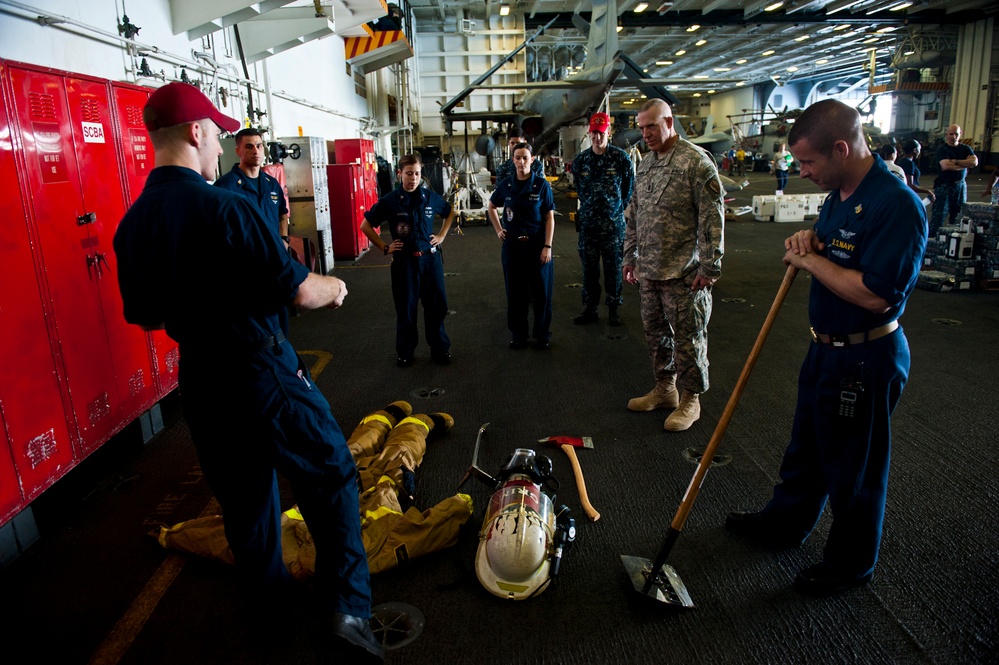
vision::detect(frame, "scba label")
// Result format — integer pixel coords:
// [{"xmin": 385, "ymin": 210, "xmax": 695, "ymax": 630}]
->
[{"xmin": 82, "ymin": 122, "xmax": 106, "ymax": 143}]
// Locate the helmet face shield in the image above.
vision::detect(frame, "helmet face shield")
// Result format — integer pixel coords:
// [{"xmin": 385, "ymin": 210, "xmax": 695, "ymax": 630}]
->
[{"xmin": 475, "ymin": 474, "xmax": 556, "ymax": 599}]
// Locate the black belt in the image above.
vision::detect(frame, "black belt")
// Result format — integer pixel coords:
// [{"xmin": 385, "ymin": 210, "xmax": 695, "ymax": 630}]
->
[
  {"xmin": 810, "ymin": 320, "xmax": 898, "ymax": 347},
  {"xmin": 254, "ymin": 331, "xmax": 287, "ymax": 351}
]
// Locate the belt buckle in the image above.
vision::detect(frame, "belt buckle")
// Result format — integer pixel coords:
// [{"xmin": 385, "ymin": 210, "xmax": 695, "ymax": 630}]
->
[
  {"xmin": 829, "ymin": 334, "xmax": 849, "ymax": 348},
  {"xmin": 518, "ymin": 235, "xmax": 529, "ymax": 242},
  {"xmin": 412, "ymin": 250, "xmax": 423, "ymax": 257}
]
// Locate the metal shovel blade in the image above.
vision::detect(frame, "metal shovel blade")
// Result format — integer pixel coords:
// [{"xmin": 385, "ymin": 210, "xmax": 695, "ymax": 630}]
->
[{"xmin": 620, "ymin": 555, "xmax": 695, "ymax": 608}]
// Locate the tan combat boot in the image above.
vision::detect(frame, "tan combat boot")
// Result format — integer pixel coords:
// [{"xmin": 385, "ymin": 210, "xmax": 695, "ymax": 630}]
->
[
  {"xmin": 664, "ymin": 391, "xmax": 700, "ymax": 432},
  {"xmin": 627, "ymin": 377, "xmax": 679, "ymax": 412}
]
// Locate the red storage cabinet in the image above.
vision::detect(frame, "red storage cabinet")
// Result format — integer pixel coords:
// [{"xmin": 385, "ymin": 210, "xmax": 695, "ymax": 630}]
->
[
  {"xmin": 333, "ymin": 138, "xmax": 379, "ymax": 211},
  {"xmin": 327, "ymin": 163, "xmax": 368, "ymax": 260},
  {"xmin": 110, "ymin": 81, "xmax": 178, "ymax": 398},
  {"xmin": 0, "ymin": 60, "xmax": 176, "ymax": 529},
  {"xmin": 0, "ymin": 63, "xmax": 75, "ymax": 510}
]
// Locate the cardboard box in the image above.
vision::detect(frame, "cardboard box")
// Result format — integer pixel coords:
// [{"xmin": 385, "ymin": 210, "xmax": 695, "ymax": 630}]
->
[
  {"xmin": 753, "ymin": 195, "xmax": 777, "ymax": 221},
  {"xmin": 775, "ymin": 198, "xmax": 806, "ymax": 222},
  {"xmin": 947, "ymin": 232, "xmax": 975, "ymax": 260}
]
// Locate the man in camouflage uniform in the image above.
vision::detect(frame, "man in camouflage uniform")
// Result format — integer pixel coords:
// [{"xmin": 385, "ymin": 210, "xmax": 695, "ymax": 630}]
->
[
  {"xmin": 571, "ymin": 112, "xmax": 635, "ymax": 326},
  {"xmin": 623, "ymin": 99, "xmax": 725, "ymax": 432},
  {"xmin": 495, "ymin": 127, "xmax": 545, "ymax": 183}
]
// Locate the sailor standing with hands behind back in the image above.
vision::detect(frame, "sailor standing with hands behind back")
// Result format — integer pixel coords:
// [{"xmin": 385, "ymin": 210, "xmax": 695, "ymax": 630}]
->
[{"xmin": 489, "ymin": 141, "xmax": 556, "ymax": 351}]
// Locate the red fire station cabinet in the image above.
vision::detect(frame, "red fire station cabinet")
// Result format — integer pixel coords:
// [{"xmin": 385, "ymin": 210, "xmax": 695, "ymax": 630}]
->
[
  {"xmin": 0, "ymin": 60, "xmax": 172, "ymax": 530},
  {"xmin": 333, "ymin": 138, "xmax": 377, "ymax": 210},
  {"xmin": 328, "ymin": 162, "xmax": 369, "ymax": 261}
]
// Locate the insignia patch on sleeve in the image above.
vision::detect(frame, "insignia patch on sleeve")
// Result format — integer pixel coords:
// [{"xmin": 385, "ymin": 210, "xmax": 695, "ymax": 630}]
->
[{"xmin": 707, "ymin": 179, "xmax": 722, "ymax": 195}]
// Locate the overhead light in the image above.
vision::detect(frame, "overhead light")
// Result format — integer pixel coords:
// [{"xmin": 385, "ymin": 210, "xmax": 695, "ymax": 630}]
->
[
  {"xmin": 634, "ymin": 2, "xmax": 649, "ymax": 11},
  {"xmin": 903, "ymin": 50, "xmax": 914, "ymax": 55},
  {"xmin": 499, "ymin": 3, "xmax": 510, "ymax": 15},
  {"xmin": 876, "ymin": 26, "xmax": 898, "ymax": 32},
  {"xmin": 816, "ymin": 58, "xmax": 829, "ymax": 64},
  {"xmin": 643, "ymin": 68, "xmax": 649, "ymax": 73},
  {"xmin": 694, "ymin": 75, "xmax": 709, "ymax": 78},
  {"xmin": 889, "ymin": 1, "xmax": 912, "ymax": 9},
  {"xmin": 863, "ymin": 37, "xmax": 878, "ymax": 43},
  {"xmin": 786, "ymin": 66, "xmax": 798, "ymax": 72},
  {"xmin": 616, "ymin": 25, "xmax": 623, "ymax": 32},
  {"xmin": 762, "ymin": 49, "xmax": 776, "ymax": 56},
  {"xmin": 655, "ymin": 60, "xmax": 674, "ymax": 65},
  {"xmin": 693, "ymin": 93, "xmax": 702, "ymax": 97},
  {"xmin": 834, "ymin": 24, "xmax": 851, "ymax": 30},
  {"xmin": 736, "ymin": 58, "xmax": 748, "ymax": 64},
  {"xmin": 687, "ymin": 24, "xmax": 700, "ymax": 31},
  {"xmin": 707, "ymin": 89, "xmax": 716, "ymax": 93},
  {"xmin": 772, "ymin": 74, "xmax": 781, "ymax": 79},
  {"xmin": 714, "ymin": 67, "xmax": 731, "ymax": 71},
  {"xmin": 737, "ymin": 81, "xmax": 747, "ymax": 86},
  {"xmin": 676, "ymin": 49, "xmax": 686, "ymax": 55},
  {"xmin": 794, "ymin": 35, "xmax": 809, "ymax": 42},
  {"xmin": 695, "ymin": 39, "xmax": 707, "ymax": 46},
  {"xmin": 764, "ymin": 1, "xmax": 784, "ymax": 10},
  {"xmin": 826, "ymin": 0, "xmax": 862, "ymax": 14}
]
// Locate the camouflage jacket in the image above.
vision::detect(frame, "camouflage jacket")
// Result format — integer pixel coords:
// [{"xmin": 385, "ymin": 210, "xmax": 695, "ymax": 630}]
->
[
  {"xmin": 571, "ymin": 145, "xmax": 635, "ymax": 225},
  {"xmin": 624, "ymin": 138, "xmax": 724, "ymax": 281}
]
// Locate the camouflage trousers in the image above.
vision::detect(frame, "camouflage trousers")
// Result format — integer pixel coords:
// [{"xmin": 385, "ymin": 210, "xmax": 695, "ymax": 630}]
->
[
  {"xmin": 578, "ymin": 218, "xmax": 625, "ymax": 307},
  {"xmin": 638, "ymin": 276, "xmax": 712, "ymax": 393}
]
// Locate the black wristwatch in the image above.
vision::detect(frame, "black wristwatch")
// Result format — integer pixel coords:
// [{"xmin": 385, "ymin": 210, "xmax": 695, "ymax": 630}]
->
[
  {"xmin": 383, "ymin": 245, "xmax": 390, "ymax": 255},
  {"xmin": 281, "ymin": 235, "xmax": 290, "ymax": 242}
]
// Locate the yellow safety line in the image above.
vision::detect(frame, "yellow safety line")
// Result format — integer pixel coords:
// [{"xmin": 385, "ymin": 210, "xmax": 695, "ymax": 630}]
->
[
  {"xmin": 87, "ymin": 496, "xmax": 221, "ymax": 665},
  {"xmin": 297, "ymin": 350, "xmax": 333, "ymax": 379}
]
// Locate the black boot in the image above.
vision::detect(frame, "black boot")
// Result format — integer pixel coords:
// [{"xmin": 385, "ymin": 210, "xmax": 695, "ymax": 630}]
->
[
  {"xmin": 608, "ymin": 306, "xmax": 622, "ymax": 326},
  {"xmin": 573, "ymin": 307, "xmax": 598, "ymax": 325}
]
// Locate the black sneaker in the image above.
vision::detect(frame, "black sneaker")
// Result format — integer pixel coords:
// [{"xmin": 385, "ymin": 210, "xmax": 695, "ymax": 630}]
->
[
  {"xmin": 432, "ymin": 351, "xmax": 452, "ymax": 365},
  {"xmin": 509, "ymin": 339, "xmax": 529, "ymax": 350},
  {"xmin": 608, "ymin": 308, "xmax": 622, "ymax": 326},
  {"xmin": 396, "ymin": 357, "xmax": 413, "ymax": 368},
  {"xmin": 331, "ymin": 613, "xmax": 384, "ymax": 664},
  {"xmin": 573, "ymin": 308, "xmax": 598, "ymax": 325}
]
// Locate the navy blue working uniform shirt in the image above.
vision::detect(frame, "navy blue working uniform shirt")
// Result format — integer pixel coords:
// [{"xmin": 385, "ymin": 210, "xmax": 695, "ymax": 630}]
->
[
  {"xmin": 214, "ymin": 164, "xmax": 289, "ymax": 231},
  {"xmin": 114, "ymin": 166, "xmax": 308, "ymax": 349},
  {"xmin": 808, "ymin": 156, "xmax": 927, "ymax": 335},
  {"xmin": 489, "ymin": 172, "xmax": 555, "ymax": 236},
  {"xmin": 364, "ymin": 185, "xmax": 452, "ymax": 252}
]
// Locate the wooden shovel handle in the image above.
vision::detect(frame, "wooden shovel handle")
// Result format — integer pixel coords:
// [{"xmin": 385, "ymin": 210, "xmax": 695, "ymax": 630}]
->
[{"xmin": 561, "ymin": 444, "xmax": 600, "ymax": 522}]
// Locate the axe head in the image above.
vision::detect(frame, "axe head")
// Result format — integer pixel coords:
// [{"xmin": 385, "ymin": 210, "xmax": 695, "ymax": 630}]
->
[{"xmin": 539, "ymin": 436, "xmax": 594, "ymax": 449}]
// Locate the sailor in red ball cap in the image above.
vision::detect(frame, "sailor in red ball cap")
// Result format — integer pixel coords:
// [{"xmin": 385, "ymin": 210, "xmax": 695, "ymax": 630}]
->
[
  {"xmin": 569, "ymin": 111, "xmax": 635, "ymax": 326},
  {"xmin": 113, "ymin": 82, "xmax": 384, "ymax": 663}
]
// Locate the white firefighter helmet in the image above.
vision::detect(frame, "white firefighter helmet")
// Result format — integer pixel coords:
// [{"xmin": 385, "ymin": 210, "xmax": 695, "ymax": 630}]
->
[{"xmin": 475, "ymin": 472, "xmax": 556, "ymax": 600}]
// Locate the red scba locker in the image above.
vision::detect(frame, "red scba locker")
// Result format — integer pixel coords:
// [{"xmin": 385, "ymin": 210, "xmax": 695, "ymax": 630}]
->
[
  {"xmin": 0, "ymin": 60, "xmax": 178, "ymax": 527},
  {"xmin": 328, "ymin": 138, "xmax": 378, "ymax": 261}
]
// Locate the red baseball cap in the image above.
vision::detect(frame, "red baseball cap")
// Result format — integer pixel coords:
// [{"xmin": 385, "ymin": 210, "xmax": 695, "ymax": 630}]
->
[
  {"xmin": 588, "ymin": 112, "xmax": 611, "ymax": 133},
  {"xmin": 143, "ymin": 82, "xmax": 241, "ymax": 133}
]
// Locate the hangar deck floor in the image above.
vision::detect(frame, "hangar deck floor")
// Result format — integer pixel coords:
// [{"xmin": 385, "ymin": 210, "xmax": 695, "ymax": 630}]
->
[{"xmin": 1, "ymin": 171, "xmax": 996, "ymax": 665}]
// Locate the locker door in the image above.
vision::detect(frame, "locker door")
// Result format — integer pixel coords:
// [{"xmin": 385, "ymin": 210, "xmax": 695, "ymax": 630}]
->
[
  {"xmin": 65, "ymin": 76, "xmax": 158, "ymax": 438},
  {"xmin": 0, "ymin": 62, "xmax": 75, "ymax": 501},
  {"xmin": 110, "ymin": 82, "xmax": 178, "ymax": 397},
  {"xmin": 7, "ymin": 65, "xmax": 120, "ymax": 455}
]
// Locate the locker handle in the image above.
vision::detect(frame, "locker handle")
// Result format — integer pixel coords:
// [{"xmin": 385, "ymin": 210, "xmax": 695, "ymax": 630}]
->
[
  {"xmin": 96, "ymin": 252, "xmax": 111, "ymax": 278},
  {"xmin": 77, "ymin": 212, "xmax": 97, "ymax": 225},
  {"xmin": 86, "ymin": 254, "xmax": 97, "ymax": 279}
]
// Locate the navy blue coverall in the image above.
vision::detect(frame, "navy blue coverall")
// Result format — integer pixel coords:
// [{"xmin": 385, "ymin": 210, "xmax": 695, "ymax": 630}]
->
[
  {"xmin": 114, "ymin": 166, "xmax": 371, "ymax": 618},
  {"xmin": 214, "ymin": 163, "xmax": 288, "ymax": 230},
  {"xmin": 490, "ymin": 173, "xmax": 556, "ymax": 344},
  {"xmin": 364, "ymin": 186, "xmax": 452, "ymax": 361},
  {"xmin": 762, "ymin": 157, "xmax": 927, "ymax": 579}
]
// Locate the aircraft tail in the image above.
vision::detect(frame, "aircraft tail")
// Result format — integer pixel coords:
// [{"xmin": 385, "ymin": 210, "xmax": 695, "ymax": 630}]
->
[
  {"xmin": 703, "ymin": 115, "xmax": 713, "ymax": 135},
  {"xmin": 586, "ymin": 0, "xmax": 617, "ymax": 70}
]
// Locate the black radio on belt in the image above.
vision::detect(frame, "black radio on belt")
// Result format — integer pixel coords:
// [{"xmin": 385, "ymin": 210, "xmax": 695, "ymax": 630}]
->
[{"xmin": 838, "ymin": 378, "xmax": 864, "ymax": 419}]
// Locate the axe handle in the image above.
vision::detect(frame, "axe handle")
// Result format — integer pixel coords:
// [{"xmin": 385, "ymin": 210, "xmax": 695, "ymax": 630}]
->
[{"xmin": 561, "ymin": 444, "xmax": 600, "ymax": 522}]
